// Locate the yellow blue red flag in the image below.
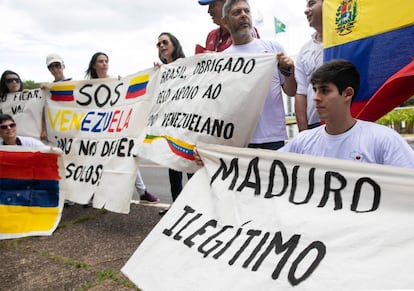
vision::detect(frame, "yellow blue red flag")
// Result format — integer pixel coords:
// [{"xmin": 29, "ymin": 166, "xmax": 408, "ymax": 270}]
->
[
  {"xmin": 323, "ymin": 0, "xmax": 414, "ymax": 121},
  {"xmin": 0, "ymin": 147, "xmax": 65, "ymax": 240}
]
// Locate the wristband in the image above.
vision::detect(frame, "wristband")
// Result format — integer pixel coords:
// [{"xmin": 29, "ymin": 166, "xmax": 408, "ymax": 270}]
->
[{"xmin": 279, "ymin": 67, "xmax": 292, "ymax": 77}]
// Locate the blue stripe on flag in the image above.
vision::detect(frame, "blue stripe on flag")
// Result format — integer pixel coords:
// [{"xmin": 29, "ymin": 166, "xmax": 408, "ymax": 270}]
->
[{"xmin": 0, "ymin": 179, "xmax": 59, "ymax": 207}]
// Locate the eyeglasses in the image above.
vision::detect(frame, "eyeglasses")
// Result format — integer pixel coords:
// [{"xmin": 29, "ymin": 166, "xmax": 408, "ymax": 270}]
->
[
  {"xmin": 48, "ymin": 62, "xmax": 62, "ymax": 70},
  {"xmin": 5, "ymin": 78, "xmax": 20, "ymax": 84},
  {"xmin": 156, "ymin": 39, "xmax": 170, "ymax": 48},
  {"xmin": 0, "ymin": 123, "xmax": 16, "ymax": 130}
]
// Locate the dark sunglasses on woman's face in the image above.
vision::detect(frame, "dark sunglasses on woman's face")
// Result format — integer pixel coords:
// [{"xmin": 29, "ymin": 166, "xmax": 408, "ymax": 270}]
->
[
  {"xmin": 5, "ymin": 78, "xmax": 20, "ymax": 84},
  {"xmin": 156, "ymin": 39, "xmax": 169, "ymax": 48},
  {"xmin": 48, "ymin": 62, "xmax": 62, "ymax": 70},
  {"xmin": 0, "ymin": 123, "xmax": 16, "ymax": 130}
]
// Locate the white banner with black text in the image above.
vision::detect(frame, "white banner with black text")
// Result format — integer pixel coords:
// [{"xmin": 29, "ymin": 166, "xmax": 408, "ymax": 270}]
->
[{"xmin": 122, "ymin": 144, "xmax": 414, "ymax": 290}]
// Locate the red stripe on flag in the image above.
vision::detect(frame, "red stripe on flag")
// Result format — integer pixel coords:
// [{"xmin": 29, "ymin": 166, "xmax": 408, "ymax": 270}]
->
[
  {"xmin": 0, "ymin": 151, "xmax": 60, "ymax": 180},
  {"xmin": 126, "ymin": 88, "xmax": 146, "ymax": 99},
  {"xmin": 51, "ymin": 94, "xmax": 74, "ymax": 101},
  {"xmin": 166, "ymin": 143, "xmax": 195, "ymax": 161},
  {"xmin": 350, "ymin": 101, "xmax": 367, "ymax": 119},
  {"xmin": 356, "ymin": 60, "xmax": 414, "ymax": 121}
]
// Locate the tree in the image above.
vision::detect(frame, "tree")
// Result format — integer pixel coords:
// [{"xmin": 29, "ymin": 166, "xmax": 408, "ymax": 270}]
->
[
  {"xmin": 402, "ymin": 95, "xmax": 414, "ymax": 107},
  {"xmin": 23, "ymin": 80, "xmax": 41, "ymax": 89}
]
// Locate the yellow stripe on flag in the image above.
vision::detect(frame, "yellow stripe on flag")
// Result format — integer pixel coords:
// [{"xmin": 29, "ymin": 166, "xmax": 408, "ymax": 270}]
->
[
  {"xmin": 130, "ymin": 74, "xmax": 149, "ymax": 85},
  {"xmin": 324, "ymin": 0, "xmax": 414, "ymax": 48},
  {"xmin": 0, "ymin": 205, "xmax": 60, "ymax": 234},
  {"xmin": 50, "ymin": 84, "xmax": 76, "ymax": 91}
]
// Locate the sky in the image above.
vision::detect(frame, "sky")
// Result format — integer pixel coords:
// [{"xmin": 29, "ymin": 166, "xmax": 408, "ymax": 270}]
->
[{"xmin": 0, "ymin": 0, "xmax": 313, "ymax": 83}]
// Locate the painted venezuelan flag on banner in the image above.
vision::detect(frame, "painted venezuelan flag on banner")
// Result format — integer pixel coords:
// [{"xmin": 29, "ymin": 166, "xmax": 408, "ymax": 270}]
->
[
  {"xmin": 0, "ymin": 147, "xmax": 65, "ymax": 240},
  {"xmin": 126, "ymin": 74, "xmax": 150, "ymax": 99},
  {"xmin": 323, "ymin": 0, "xmax": 414, "ymax": 121},
  {"xmin": 50, "ymin": 84, "xmax": 75, "ymax": 102},
  {"xmin": 144, "ymin": 135, "xmax": 195, "ymax": 161}
]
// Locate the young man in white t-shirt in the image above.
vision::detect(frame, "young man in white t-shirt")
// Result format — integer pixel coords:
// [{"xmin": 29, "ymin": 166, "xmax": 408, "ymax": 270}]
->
[{"xmin": 280, "ymin": 59, "xmax": 414, "ymax": 168}]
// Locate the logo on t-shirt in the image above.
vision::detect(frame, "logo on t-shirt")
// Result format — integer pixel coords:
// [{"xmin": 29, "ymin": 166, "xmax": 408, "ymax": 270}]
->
[{"xmin": 350, "ymin": 150, "xmax": 363, "ymax": 161}]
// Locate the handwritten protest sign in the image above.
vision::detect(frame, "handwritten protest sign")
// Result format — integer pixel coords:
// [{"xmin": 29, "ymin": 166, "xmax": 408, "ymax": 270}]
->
[
  {"xmin": 122, "ymin": 144, "xmax": 414, "ymax": 290},
  {"xmin": 43, "ymin": 69, "xmax": 155, "ymax": 213},
  {"xmin": 1, "ymin": 53, "xmax": 277, "ymax": 214},
  {"xmin": 137, "ymin": 53, "xmax": 277, "ymax": 173},
  {"xmin": 0, "ymin": 146, "xmax": 66, "ymax": 240},
  {"xmin": 0, "ymin": 89, "xmax": 44, "ymax": 139}
]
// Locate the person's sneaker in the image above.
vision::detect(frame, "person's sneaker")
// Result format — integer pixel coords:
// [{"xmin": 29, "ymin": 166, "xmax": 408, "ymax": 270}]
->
[{"xmin": 140, "ymin": 190, "xmax": 160, "ymax": 204}]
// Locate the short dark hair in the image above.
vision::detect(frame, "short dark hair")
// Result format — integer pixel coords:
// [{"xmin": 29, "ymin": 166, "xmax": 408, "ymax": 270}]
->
[
  {"xmin": 0, "ymin": 113, "xmax": 14, "ymax": 124},
  {"xmin": 311, "ymin": 59, "xmax": 360, "ymax": 99},
  {"xmin": 158, "ymin": 32, "xmax": 186, "ymax": 64}
]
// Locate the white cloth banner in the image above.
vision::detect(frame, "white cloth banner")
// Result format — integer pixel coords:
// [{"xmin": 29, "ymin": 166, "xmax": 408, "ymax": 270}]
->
[
  {"xmin": 122, "ymin": 144, "xmax": 414, "ymax": 290},
  {"xmin": 137, "ymin": 53, "xmax": 277, "ymax": 173},
  {"xmin": 0, "ymin": 89, "xmax": 44, "ymax": 139},
  {"xmin": 43, "ymin": 69, "xmax": 155, "ymax": 213}
]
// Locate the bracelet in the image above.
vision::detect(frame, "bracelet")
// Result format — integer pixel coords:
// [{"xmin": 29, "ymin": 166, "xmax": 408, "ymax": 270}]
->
[{"xmin": 279, "ymin": 67, "xmax": 292, "ymax": 77}]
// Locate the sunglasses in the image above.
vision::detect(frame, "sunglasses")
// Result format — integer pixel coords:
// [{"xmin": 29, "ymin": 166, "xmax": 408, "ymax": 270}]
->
[
  {"xmin": 156, "ymin": 39, "xmax": 170, "ymax": 48},
  {"xmin": 0, "ymin": 123, "xmax": 16, "ymax": 130},
  {"xmin": 48, "ymin": 62, "xmax": 62, "ymax": 70},
  {"xmin": 5, "ymin": 78, "xmax": 20, "ymax": 84}
]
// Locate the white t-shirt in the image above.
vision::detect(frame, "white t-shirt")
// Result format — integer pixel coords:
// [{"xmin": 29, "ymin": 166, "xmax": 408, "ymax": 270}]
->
[
  {"xmin": 295, "ymin": 32, "xmax": 323, "ymax": 125},
  {"xmin": 17, "ymin": 136, "xmax": 45, "ymax": 147},
  {"xmin": 224, "ymin": 38, "xmax": 288, "ymax": 144},
  {"xmin": 280, "ymin": 120, "xmax": 414, "ymax": 168}
]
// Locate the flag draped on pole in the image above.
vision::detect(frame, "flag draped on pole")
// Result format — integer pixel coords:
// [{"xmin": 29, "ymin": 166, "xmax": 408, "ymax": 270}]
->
[
  {"xmin": 274, "ymin": 17, "xmax": 286, "ymax": 33},
  {"xmin": 323, "ymin": 0, "xmax": 414, "ymax": 121}
]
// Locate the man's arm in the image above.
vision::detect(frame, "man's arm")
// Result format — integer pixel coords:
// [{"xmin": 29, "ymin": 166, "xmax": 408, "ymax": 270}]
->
[
  {"xmin": 277, "ymin": 52, "xmax": 296, "ymax": 96},
  {"xmin": 294, "ymin": 93, "xmax": 309, "ymax": 132}
]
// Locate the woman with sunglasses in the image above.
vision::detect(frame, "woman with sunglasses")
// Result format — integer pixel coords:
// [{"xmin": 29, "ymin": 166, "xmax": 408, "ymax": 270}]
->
[
  {"xmin": 157, "ymin": 32, "xmax": 186, "ymax": 64},
  {"xmin": 0, "ymin": 114, "xmax": 44, "ymax": 146},
  {"xmin": 156, "ymin": 32, "xmax": 192, "ymax": 216},
  {"xmin": 0, "ymin": 70, "xmax": 24, "ymax": 100}
]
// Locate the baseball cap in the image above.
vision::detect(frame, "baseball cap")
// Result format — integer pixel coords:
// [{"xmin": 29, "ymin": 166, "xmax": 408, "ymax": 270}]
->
[
  {"xmin": 198, "ymin": 0, "xmax": 216, "ymax": 5},
  {"xmin": 46, "ymin": 53, "xmax": 64, "ymax": 66}
]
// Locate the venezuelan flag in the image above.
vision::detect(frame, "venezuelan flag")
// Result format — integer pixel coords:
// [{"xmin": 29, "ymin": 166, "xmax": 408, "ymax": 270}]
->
[
  {"xmin": 126, "ymin": 74, "xmax": 150, "ymax": 99},
  {"xmin": 144, "ymin": 135, "xmax": 195, "ymax": 160},
  {"xmin": 323, "ymin": 0, "xmax": 414, "ymax": 121},
  {"xmin": 50, "ymin": 84, "xmax": 75, "ymax": 102},
  {"xmin": 0, "ymin": 149, "xmax": 64, "ymax": 240}
]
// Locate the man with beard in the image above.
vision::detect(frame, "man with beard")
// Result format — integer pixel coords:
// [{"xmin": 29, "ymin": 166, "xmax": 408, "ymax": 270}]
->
[
  {"xmin": 197, "ymin": 0, "xmax": 260, "ymax": 52},
  {"xmin": 222, "ymin": 0, "xmax": 297, "ymax": 150}
]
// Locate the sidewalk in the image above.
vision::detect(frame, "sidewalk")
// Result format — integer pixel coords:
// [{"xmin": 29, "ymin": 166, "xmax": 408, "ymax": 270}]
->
[{"xmin": 0, "ymin": 202, "xmax": 164, "ymax": 291}]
